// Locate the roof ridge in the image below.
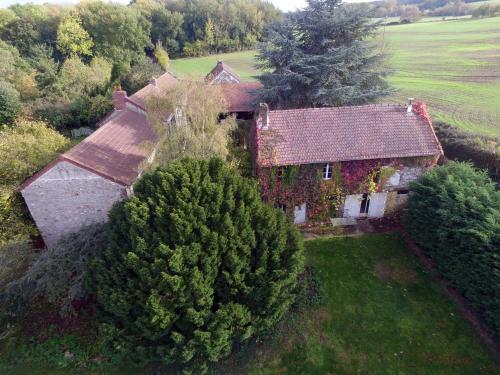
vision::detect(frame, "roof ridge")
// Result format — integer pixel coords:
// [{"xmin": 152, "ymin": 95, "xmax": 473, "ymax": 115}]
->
[{"xmin": 269, "ymin": 103, "xmax": 407, "ymax": 113}]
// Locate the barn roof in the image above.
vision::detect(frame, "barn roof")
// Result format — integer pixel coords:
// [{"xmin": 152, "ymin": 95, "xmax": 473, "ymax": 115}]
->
[
  {"xmin": 220, "ymin": 82, "xmax": 263, "ymax": 113},
  {"xmin": 256, "ymin": 102, "xmax": 443, "ymax": 167},
  {"xmin": 129, "ymin": 71, "xmax": 178, "ymax": 108},
  {"xmin": 19, "ymin": 72, "xmax": 180, "ymax": 190},
  {"xmin": 205, "ymin": 61, "xmax": 241, "ymax": 84}
]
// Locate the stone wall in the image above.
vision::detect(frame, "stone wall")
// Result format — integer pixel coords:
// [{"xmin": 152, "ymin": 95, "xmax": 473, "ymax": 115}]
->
[{"xmin": 21, "ymin": 161, "xmax": 126, "ymax": 248}]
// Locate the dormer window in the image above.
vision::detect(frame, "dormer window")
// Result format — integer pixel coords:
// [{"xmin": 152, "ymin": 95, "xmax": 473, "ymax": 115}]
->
[{"xmin": 323, "ymin": 163, "xmax": 332, "ymax": 180}]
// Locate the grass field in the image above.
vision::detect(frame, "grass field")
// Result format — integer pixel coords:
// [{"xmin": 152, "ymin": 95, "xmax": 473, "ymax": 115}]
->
[
  {"xmin": 246, "ymin": 234, "xmax": 498, "ymax": 374},
  {"xmin": 1, "ymin": 234, "xmax": 498, "ymax": 374},
  {"xmin": 170, "ymin": 16, "xmax": 500, "ymax": 136}
]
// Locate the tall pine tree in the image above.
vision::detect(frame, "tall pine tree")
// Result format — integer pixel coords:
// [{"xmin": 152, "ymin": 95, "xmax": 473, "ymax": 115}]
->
[
  {"xmin": 88, "ymin": 158, "xmax": 304, "ymax": 370},
  {"xmin": 257, "ymin": 0, "xmax": 392, "ymax": 108}
]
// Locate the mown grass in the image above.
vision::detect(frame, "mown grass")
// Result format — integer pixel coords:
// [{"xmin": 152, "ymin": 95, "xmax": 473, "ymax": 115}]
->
[
  {"xmin": 169, "ymin": 17, "xmax": 500, "ymax": 136},
  {"xmin": 1, "ymin": 233, "xmax": 497, "ymax": 374},
  {"xmin": 248, "ymin": 233, "xmax": 498, "ymax": 375},
  {"xmin": 170, "ymin": 50, "xmax": 259, "ymax": 81}
]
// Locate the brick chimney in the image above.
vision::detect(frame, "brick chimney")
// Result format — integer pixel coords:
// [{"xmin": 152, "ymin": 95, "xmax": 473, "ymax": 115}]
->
[
  {"xmin": 407, "ymin": 97, "xmax": 414, "ymax": 113},
  {"xmin": 258, "ymin": 103, "xmax": 269, "ymax": 130},
  {"xmin": 112, "ymin": 90, "xmax": 127, "ymax": 110}
]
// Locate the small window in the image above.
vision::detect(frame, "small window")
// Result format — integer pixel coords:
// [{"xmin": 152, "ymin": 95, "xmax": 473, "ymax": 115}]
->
[
  {"xmin": 323, "ymin": 163, "xmax": 332, "ymax": 180},
  {"xmin": 276, "ymin": 167, "xmax": 285, "ymax": 179},
  {"xmin": 360, "ymin": 193, "xmax": 370, "ymax": 214},
  {"xmin": 397, "ymin": 189, "xmax": 409, "ymax": 195}
]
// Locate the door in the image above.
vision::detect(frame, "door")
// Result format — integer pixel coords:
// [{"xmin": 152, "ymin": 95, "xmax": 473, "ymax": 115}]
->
[
  {"xmin": 343, "ymin": 194, "xmax": 362, "ymax": 218},
  {"xmin": 367, "ymin": 192, "xmax": 387, "ymax": 218},
  {"xmin": 343, "ymin": 193, "xmax": 387, "ymax": 218},
  {"xmin": 294, "ymin": 203, "xmax": 307, "ymax": 224}
]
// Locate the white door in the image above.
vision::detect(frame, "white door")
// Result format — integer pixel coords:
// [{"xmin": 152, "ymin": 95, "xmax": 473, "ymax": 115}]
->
[
  {"xmin": 294, "ymin": 203, "xmax": 307, "ymax": 224},
  {"xmin": 367, "ymin": 192, "xmax": 387, "ymax": 218},
  {"xmin": 343, "ymin": 194, "xmax": 362, "ymax": 218}
]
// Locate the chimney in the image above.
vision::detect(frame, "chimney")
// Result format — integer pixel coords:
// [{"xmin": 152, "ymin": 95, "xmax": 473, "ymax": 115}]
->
[
  {"xmin": 149, "ymin": 77, "xmax": 158, "ymax": 87},
  {"xmin": 407, "ymin": 97, "xmax": 414, "ymax": 113},
  {"xmin": 112, "ymin": 90, "xmax": 127, "ymax": 111},
  {"xmin": 258, "ymin": 103, "xmax": 269, "ymax": 130}
]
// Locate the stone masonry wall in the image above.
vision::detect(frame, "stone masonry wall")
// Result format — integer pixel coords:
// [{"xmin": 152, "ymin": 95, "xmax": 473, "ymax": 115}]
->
[{"xmin": 22, "ymin": 161, "xmax": 127, "ymax": 248}]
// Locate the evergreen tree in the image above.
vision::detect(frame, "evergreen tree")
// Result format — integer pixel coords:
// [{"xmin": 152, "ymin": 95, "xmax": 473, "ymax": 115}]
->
[
  {"xmin": 88, "ymin": 158, "xmax": 304, "ymax": 370},
  {"xmin": 404, "ymin": 162, "xmax": 500, "ymax": 338},
  {"xmin": 257, "ymin": 0, "xmax": 392, "ymax": 108}
]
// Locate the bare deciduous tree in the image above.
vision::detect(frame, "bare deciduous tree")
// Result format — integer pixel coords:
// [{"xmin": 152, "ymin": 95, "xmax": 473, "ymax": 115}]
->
[{"xmin": 145, "ymin": 81, "xmax": 237, "ymax": 167}]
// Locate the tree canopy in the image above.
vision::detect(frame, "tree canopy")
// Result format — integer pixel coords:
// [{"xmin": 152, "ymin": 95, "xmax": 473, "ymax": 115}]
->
[
  {"xmin": 146, "ymin": 81, "xmax": 236, "ymax": 166},
  {"xmin": 257, "ymin": 0, "xmax": 392, "ymax": 108},
  {"xmin": 0, "ymin": 119, "xmax": 69, "ymax": 245},
  {"xmin": 88, "ymin": 158, "xmax": 304, "ymax": 369},
  {"xmin": 56, "ymin": 15, "xmax": 94, "ymax": 58},
  {"xmin": 404, "ymin": 162, "xmax": 500, "ymax": 338}
]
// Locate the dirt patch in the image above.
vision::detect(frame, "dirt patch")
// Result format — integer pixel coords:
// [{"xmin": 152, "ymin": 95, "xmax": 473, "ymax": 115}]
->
[{"xmin": 374, "ymin": 260, "xmax": 417, "ymax": 284}]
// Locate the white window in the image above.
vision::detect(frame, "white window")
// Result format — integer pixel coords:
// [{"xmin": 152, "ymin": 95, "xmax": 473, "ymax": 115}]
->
[{"xmin": 323, "ymin": 163, "xmax": 332, "ymax": 180}]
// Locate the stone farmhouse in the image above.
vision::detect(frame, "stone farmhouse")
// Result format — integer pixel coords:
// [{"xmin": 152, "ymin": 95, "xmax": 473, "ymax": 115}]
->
[
  {"xmin": 19, "ymin": 62, "xmax": 442, "ymax": 247},
  {"xmin": 252, "ymin": 102, "xmax": 443, "ymax": 224}
]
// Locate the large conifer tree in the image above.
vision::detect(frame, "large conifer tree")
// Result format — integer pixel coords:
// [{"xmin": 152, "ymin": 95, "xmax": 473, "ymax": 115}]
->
[
  {"xmin": 257, "ymin": 0, "xmax": 392, "ymax": 108},
  {"xmin": 89, "ymin": 158, "xmax": 304, "ymax": 369}
]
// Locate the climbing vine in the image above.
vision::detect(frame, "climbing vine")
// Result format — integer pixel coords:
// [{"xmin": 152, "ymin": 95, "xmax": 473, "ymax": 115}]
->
[{"xmin": 258, "ymin": 156, "xmax": 436, "ymax": 222}]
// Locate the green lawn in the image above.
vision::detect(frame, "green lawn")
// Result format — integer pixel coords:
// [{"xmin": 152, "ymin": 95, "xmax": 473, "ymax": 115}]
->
[
  {"xmin": 1, "ymin": 233, "xmax": 498, "ymax": 374},
  {"xmin": 169, "ymin": 17, "xmax": 500, "ymax": 136},
  {"xmin": 170, "ymin": 50, "xmax": 260, "ymax": 82},
  {"xmin": 247, "ymin": 233, "xmax": 498, "ymax": 374}
]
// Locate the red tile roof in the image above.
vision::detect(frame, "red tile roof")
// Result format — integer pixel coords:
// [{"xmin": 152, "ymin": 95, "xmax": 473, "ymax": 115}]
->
[
  {"xmin": 19, "ymin": 73, "xmax": 171, "ymax": 190},
  {"xmin": 256, "ymin": 103, "xmax": 443, "ymax": 167},
  {"xmin": 62, "ymin": 108, "xmax": 155, "ymax": 185},
  {"xmin": 19, "ymin": 106, "xmax": 155, "ymax": 191},
  {"xmin": 130, "ymin": 71, "xmax": 178, "ymax": 108},
  {"xmin": 205, "ymin": 61, "xmax": 241, "ymax": 84},
  {"xmin": 220, "ymin": 82, "xmax": 263, "ymax": 112}
]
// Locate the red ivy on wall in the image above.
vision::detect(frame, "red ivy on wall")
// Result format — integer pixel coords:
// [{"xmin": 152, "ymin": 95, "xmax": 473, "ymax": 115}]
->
[{"xmin": 258, "ymin": 157, "xmax": 435, "ymax": 222}]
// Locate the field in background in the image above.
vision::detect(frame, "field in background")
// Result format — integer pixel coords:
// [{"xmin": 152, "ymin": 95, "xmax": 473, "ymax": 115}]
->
[
  {"xmin": 170, "ymin": 16, "xmax": 500, "ymax": 136},
  {"xmin": 383, "ymin": 16, "xmax": 500, "ymax": 136}
]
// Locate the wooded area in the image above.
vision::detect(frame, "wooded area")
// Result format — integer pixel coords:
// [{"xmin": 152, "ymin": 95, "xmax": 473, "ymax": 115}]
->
[{"xmin": 0, "ymin": 0, "xmax": 280, "ymax": 131}]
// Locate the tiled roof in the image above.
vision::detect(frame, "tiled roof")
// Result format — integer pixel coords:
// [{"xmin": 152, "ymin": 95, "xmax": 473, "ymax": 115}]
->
[
  {"xmin": 19, "ymin": 69, "xmax": 175, "ymax": 190},
  {"xmin": 256, "ymin": 103, "xmax": 443, "ymax": 167},
  {"xmin": 62, "ymin": 108, "xmax": 155, "ymax": 185},
  {"xmin": 205, "ymin": 61, "xmax": 241, "ymax": 83},
  {"xmin": 130, "ymin": 71, "xmax": 178, "ymax": 108},
  {"xmin": 220, "ymin": 82, "xmax": 262, "ymax": 112}
]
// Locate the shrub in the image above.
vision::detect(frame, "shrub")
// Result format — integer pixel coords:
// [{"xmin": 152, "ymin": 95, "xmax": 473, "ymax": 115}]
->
[
  {"xmin": 88, "ymin": 158, "xmax": 304, "ymax": 370},
  {"xmin": 0, "ymin": 82, "xmax": 21, "ymax": 126},
  {"xmin": 404, "ymin": 162, "xmax": 500, "ymax": 338},
  {"xmin": 0, "ymin": 118, "xmax": 70, "ymax": 186},
  {"xmin": 0, "ymin": 188, "xmax": 37, "ymax": 246},
  {"xmin": 0, "ymin": 119, "xmax": 69, "ymax": 244},
  {"xmin": 433, "ymin": 121, "xmax": 499, "ymax": 181},
  {"xmin": 6, "ymin": 224, "xmax": 108, "ymax": 317},
  {"xmin": 120, "ymin": 57, "xmax": 163, "ymax": 94}
]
